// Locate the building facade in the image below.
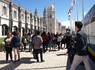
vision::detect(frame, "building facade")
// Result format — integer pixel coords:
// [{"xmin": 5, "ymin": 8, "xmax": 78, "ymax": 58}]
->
[
  {"xmin": 0, "ymin": 0, "xmax": 65, "ymax": 37},
  {"xmin": 43, "ymin": 4, "xmax": 57, "ymax": 34}
]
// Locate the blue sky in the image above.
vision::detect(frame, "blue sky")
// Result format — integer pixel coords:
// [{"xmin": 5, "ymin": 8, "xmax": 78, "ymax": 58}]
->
[{"xmin": 12, "ymin": 0, "xmax": 95, "ymax": 27}]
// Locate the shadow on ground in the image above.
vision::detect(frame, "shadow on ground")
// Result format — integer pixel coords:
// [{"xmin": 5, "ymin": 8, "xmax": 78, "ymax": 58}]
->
[
  {"xmin": 0, "ymin": 57, "xmax": 36, "ymax": 70},
  {"xmin": 30, "ymin": 65, "xmax": 66, "ymax": 70},
  {"xmin": 56, "ymin": 53, "xmax": 67, "ymax": 56}
]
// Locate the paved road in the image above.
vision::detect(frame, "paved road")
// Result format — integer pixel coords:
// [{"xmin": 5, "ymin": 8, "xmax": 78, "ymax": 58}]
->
[
  {"xmin": 0, "ymin": 49, "xmax": 94, "ymax": 70},
  {"xmin": 0, "ymin": 49, "xmax": 68, "ymax": 70}
]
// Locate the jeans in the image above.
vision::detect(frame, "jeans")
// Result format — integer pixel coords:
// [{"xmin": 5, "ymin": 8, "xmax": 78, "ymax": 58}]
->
[
  {"xmin": 70, "ymin": 54, "xmax": 92, "ymax": 70},
  {"xmin": 5, "ymin": 47, "xmax": 12, "ymax": 60},
  {"xmin": 34, "ymin": 48, "xmax": 43, "ymax": 62}
]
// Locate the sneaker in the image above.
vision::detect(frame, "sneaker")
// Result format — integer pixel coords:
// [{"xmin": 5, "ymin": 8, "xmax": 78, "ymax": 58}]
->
[
  {"xmin": 10, "ymin": 60, "xmax": 13, "ymax": 62},
  {"xmin": 37, "ymin": 60, "xmax": 39, "ymax": 62},
  {"xmin": 13, "ymin": 61, "xmax": 17, "ymax": 63},
  {"xmin": 6, "ymin": 60, "xmax": 9, "ymax": 63},
  {"xmin": 41, "ymin": 60, "xmax": 45, "ymax": 62},
  {"xmin": 17, "ymin": 59, "xmax": 20, "ymax": 61}
]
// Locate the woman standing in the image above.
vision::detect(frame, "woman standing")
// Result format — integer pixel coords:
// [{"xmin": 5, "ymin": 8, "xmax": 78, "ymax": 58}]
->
[
  {"xmin": 11, "ymin": 31, "xmax": 21, "ymax": 63},
  {"xmin": 4, "ymin": 32, "xmax": 12, "ymax": 62}
]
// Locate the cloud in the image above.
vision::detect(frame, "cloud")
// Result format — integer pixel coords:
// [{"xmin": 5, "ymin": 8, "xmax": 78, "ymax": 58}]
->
[
  {"xmin": 61, "ymin": 21, "xmax": 70, "ymax": 28},
  {"xmin": 84, "ymin": 12, "xmax": 87, "ymax": 16}
]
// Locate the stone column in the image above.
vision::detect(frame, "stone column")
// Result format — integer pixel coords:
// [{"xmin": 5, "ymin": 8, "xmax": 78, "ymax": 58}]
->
[
  {"xmin": 25, "ymin": 10, "xmax": 27, "ymax": 33},
  {"xmin": 9, "ymin": 2, "xmax": 13, "ymax": 32},
  {"xmin": 18, "ymin": 6, "xmax": 21, "ymax": 33}
]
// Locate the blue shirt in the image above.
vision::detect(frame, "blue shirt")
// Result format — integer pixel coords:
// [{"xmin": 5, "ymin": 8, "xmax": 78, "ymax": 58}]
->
[{"xmin": 11, "ymin": 35, "xmax": 21, "ymax": 48}]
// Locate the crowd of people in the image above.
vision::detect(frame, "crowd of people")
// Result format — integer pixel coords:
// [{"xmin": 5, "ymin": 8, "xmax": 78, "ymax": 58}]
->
[
  {"xmin": 3, "ymin": 21, "xmax": 92, "ymax": 70},
  {"xmin": 3, "ymin": 30, "xmax": 70, "ymax": 63}
]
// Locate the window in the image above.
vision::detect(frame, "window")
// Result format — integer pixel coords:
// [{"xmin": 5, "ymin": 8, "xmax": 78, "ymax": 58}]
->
[
  {"xmin": 27, "ymin": 16, "xmax": 29, "ymax": 22},
  {"xmin": 2, "ymin": 6, "xmax": 7, "ymax": 16},
  {"xmin": 2, "ymin": 24, "xmax": 8, "ymax": 36},
  {"xmin": 22, "ymin": 14, "xmax": 24, "ymax": 21},
  {"xmin": 14, "ymin": 11, "xmax": 17, "ymax": 19},
  {"xmin": 13, "ymin": 26, "xmax": 18, "ymax": 31},
  {"xmin": 50, "ymin": 23, "xmax": 52, "ymax": 27},
  {"xmin": 50, "ymin": 15, "xmax": 52, "ymax": 18},
  {"xmin": 91, "ymin": 13, "xmax": 95, "ymax": 23},
  {"xmin": 31, "ymin": 18, "xmax": 33, "ymax": 23}
]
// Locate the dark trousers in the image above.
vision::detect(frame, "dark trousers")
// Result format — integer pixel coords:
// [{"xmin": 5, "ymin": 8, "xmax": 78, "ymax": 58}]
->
[
  {"xmin": 57, "ymin": 42, "xmax": 60, "ymax": 50},
  {"xmin": 68, "ymin": 47, "xmax": 75, "ymax": 64},
  {"xmin": 5, "ymin": 47, "xmax": 12, "ymax": 60},
  {"xmin": 43, "ymin": 41, "xmax": 48, "ymax": 52},
  {"xmin": 34, "ymin": 48, "xmax": 43, "ymax": 62},
  {"xmin": 23, "ymin": 43, "xmax": 26, "ymax": 50}
]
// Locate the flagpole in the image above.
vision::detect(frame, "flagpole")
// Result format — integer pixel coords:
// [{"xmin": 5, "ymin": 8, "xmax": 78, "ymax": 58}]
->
[
  {"xmin": 76, "ymin": 0, "xmax": 78, "ymax": 21},
  {"xmin": 82, "ymin": 0, "xmax": 84, "ymax": 31}
]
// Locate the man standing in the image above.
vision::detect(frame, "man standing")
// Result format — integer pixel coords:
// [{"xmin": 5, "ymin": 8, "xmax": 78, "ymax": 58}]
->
[
  {"xmin": 32, "ymin": 31, "xmax": 44, "ymax": 62},
  {"xmin": 70, "ymin": 21, "xmax": 92, "ymax": 70}
]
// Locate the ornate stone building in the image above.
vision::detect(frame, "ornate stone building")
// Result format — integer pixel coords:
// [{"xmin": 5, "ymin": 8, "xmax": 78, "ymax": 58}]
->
[
  {"xmin": 0, "ymin": 0, "xmax": 65, "ymax": 37},
  {"xmin": 43, "ymin": 4, "xmax": 57, "ymax": 34}
]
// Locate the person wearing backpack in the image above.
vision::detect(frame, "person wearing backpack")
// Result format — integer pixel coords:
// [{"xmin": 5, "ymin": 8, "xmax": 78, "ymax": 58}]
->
[
  {"xmin": 32, "ymin": 31, "xmax": 44, "ymax": 62},
  {"xmin": 70, "ymin": 21, "xmax": 92, "ymax": 70}
]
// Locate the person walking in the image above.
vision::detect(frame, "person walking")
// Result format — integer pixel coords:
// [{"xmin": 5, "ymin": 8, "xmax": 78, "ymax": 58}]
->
[
  {"xmin": 11, "ymin": 31, "xmax": 21, "ymax": 63},
  {"xmin": 65, "ymin": 32, "xmax": 72, "ymax": 53},
  {"xmin": 32, "ymin": 31, "xmax": 44, "ymax": 62},
  {"xmin": 27, "ymin": 33, "xmax": 32, "ymax": 52},
  {"xmin": 70, "ymin": 21, "xmax": 92, "ymax": 70},
  {"xmin": 4, "ymin": 32, "xmax": 12, "ymax": 62},
  {"xmin": 41, "ymin": 32, "xmax": 48, "ymax": 52},
  {"xmin": 21, "ymin": 35, "xmax": 27, "ymax": 51}
]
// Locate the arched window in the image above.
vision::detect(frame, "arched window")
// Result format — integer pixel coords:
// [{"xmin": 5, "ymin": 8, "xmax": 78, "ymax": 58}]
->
[
  {"xmin": 14, "ymin": 11, "xmax": 17, "ymax": 19},
  {"xmin": 2, "ymin": 6, "xmax": 7, "ymax": 16},
  {"xmin": 27, "ymin": 16, "xmax": 29, "ymax": 22},
  {"xmin": 50, "ymin": 15, "xmax": 52, "ymax": 18},
  {"xmin": 22, "ymin": 14, "xmax": 24, "ymax": 21},
  {"xmin": 2, "ymin": 24, "xmax": 8, "ymax": 36},
  {"xmin": 13, "ymin": 26, "xmax": 18, "ymax": 31},
  {"xmin": 50, "ymin": 23, "xmax": 52, "ymax": 27}
]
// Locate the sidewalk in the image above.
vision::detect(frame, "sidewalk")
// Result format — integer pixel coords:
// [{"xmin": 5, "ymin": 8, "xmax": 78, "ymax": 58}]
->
[
  {"xmin": 0, "ymin": 49, "xmax": 68, "ymax": 70},
  {"xmin": 0, "ymin": 48, "xmax": 94, "ymax": 70}
]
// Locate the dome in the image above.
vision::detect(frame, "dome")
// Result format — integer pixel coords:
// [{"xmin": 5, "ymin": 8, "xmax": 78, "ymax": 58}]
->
[{"xmin": 48, "ymin": 4, "xmax": 55, "ymax": 10}]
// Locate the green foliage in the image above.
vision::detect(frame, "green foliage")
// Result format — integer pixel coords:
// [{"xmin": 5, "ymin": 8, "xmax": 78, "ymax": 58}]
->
[
  {"xmin": 0, "ymin": 38, "xmax": 5, "ymax": 51},
  {"xmin": 0, "ymin": 38, "xmax": 5, "ymax": 47}
]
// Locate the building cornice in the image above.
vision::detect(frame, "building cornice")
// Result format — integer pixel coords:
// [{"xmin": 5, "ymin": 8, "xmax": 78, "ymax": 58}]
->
[
  {"xmin": 1, "ymin": 16, "xmax": 9, "ymax": 21},
  {"xmin": 20, "ymin": 8, "xmax": 26, "ymax": 13},
  {"xmin": 0, "ymin": 0, "xmax": 10, "ymax": 4},
  {"xmin": 12, "ymin": 3, "xmax": 19, "ymax": 9}
]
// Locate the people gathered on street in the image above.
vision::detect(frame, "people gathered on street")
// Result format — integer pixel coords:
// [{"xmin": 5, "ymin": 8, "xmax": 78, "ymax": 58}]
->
[{"xmin": 2, "ymin": 24, "xmax": 92, "ymax": 70}]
